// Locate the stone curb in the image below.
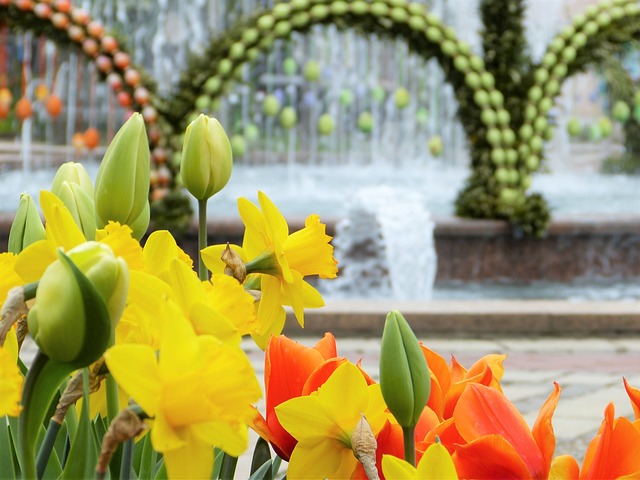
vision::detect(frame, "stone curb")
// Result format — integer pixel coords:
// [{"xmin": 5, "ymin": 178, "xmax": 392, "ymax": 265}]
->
[{"xmin": 284, "ymin": 300, "xmax": 640, "ymax": 338}]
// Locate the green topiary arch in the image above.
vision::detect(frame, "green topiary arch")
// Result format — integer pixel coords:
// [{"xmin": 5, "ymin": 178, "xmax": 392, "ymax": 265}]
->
[{"xmin": 163, "ymin": 0, "xmax": 640, "ymax": 237}]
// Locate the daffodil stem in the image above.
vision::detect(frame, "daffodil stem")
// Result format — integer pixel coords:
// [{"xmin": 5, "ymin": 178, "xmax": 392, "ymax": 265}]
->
[
  {"xmin": 198, "ymin": 198, "xmax": 208, "ymax": 281},
  {"xmin": 402, "ymin": 426, "xmax": 416, "ymax": 467},
  {"xmin": 35, "ymin": 420, "xmax": 61, "ymax": 478}
]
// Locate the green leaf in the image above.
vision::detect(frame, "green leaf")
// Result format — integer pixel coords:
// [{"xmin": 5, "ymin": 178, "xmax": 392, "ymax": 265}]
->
[
  {"xmin": 19, "ymin": 352, "xmax": 74, "ymax": 480},
  {"xmin": 1, "ymin": 416, "xmax": 16, "ymax": 480},
  {"xmin": 248, "ymin": 460, "xmax": 272, "ymax": 480},
  {"xmin": 58, "ymin": 252, "xmax": 111, "ymax": 370},
  {"xmin": 250, "ymin": 437, "xmax": 271, "ymax": 480},
  {"xmin": 138, "ymin": 433, "xmax": 156, "ymax": 480},
  {"xmin": 219, "ymin": 453, "xmax": 238, "ymax": 480}
]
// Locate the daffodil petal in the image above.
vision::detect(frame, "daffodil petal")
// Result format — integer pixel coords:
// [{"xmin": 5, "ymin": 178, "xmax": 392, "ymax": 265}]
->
[
  {"xmin": 201, "ymin": 243, "xmax": 247, "ymax": 274},
  {"xmin": 0, "ymin": 253, "xmax": 23, "ymax": 303},
  {"xmin": 382, "ymin": 454, "xmax": 418, "ymax": 479},
  {"xmin": 0, "ymin": 347, "xmax": 22, "ymax": 417},
  {"xmin": 417, "ymin": 442, "xmax": 458, "ymax": 479},
  {"xmin": 14, "ymin": 239, "xmax": 56, "ymax": 283},
  {"xmin": 258, "ymin": 191, "xmax": 289, "ymax": 242},
  {"xmin": 191, "ymin": 420, "xmax": 248, "ymax": 457},
  {"xmin": 104, "ymin": 344, "xmax": 161, "ymax": 416},
  {"xmin": 207, "ymin": 274, "xmax": 256, "ymax": 336},
  {"xmin": 287, "ymin": 438, "xmax": 346, "ymax": 480},
  {"xmin": 284, "ymin": 214, "xmax": 337, "ymax": 278},
  {"xmin": 238, "ymin": 197, "xmax": 268, "ymax": 258},
  {"xmin": 40, "ymin": 190, "xmax": 85, "ymax": 250},
  {"xmin": 161, "ymin": 429, "xmax": 212, "ymax": 479},
  {"xmin": 96, "ymin": 222, "xmax": 144, "ymax": 270},
  {"xmin": 143, "ymin": 230, "xmax": 192, "ymax": 276}
]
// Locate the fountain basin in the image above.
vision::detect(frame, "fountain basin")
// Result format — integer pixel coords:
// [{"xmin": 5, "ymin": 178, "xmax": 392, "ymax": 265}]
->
[{"xmin": 283, "ymin": 299, "xmax": 640, "ymax": 338}]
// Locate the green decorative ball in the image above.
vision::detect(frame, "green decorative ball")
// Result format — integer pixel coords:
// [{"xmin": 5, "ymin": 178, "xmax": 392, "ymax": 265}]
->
[
  {"xmin": 303, "ymin": 60, "xmax": 321, "ymax": 82},
  {"xmin": 317, "ymin": 113, "xmax": 335, "ymax": 135},
  {"xmin": 612, "ymin": 100, "xmax": 630, "ymax": 123},
  {"xmin": 394, "ymin": 87, "xmax": 410, "ymax": 109},
  {"xmin": 263, "ymin": 95, "xmax": 281, "ymax": 117},
  {"xmin": 372, "ymin": 86, "xmax": 386, "ymax": 103},
  {"xmin": 357, "ymin": 111, "xmax": 373, "ymax": 133},
  {"xmin": 244, "ymin": 123, "xmax": 260, "ymax": 141},
  {"xmin": 339, "ymin": 89, "xmax": 354, "ymax": 106},
  {"xmin": 481, "ymin": 109, "xmax": 497, "ymax": 126},
  {"xmin": 282, "ymin": 57, "xmax": 297, "ymax": 75},
  {"xmin": 428, "ymin": 135, "xmax": 443, "ymax": 156},
  {"xmin": 231, "ymin": 135, "xmax": 246, "ymax": 157},
  {"xmin": 416, "ymin": 107, "xmax": 429, "ymax": 125},
  {"xmin": 566, "ymin": 118, "xmax": 582, "ymax": 137},
  {"xmin": 599, "ymin": 117, "xmax": 613, "ymax": 138},
  {"xmin": 279, "ymin": 106, "xmax": 297, "ymax": 129}
]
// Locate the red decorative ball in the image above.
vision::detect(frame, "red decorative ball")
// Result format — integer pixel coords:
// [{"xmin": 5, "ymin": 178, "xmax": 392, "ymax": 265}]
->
[
  {"xmin": 15, "ymin": 97, "xmax": 33, "ymax": 121},
  {"xmin": 134, "ymin": 87, "xmax": 149, "ymax": 104},
  {"xmin": 95, "ymin": 55, "xmax": 113, "ymax": 73},
  {"xmin": 67, "ymin": 25, "xmax": 85, "ymax": 42},
  {"xmin": 51, "ymin": 12, "xmax": 70, "ymax": 29},
  {"xmin": 0, "ymin": 103, "xmax": 10, "ymax": 120},
  {"xmin": 45, "ymin": 95, "xmax": 63, "ymax": 118},
  {"xmin": 34, "ymin": 3, "xmax": 52, "ymax": 18},
  {"xmin": 101, "ymin": 36, "xmax": 118, "ymax": 53},
  {"xmin": 15, "ymin": 0, "xmax": 33, "ymax": 11},
  {"xmin": 124, "ymin": 69, "xmax": 141, "ymax": 87},
  {"xmin": 142, "ymin": 105, "xmax": 158, "ymax": 123},
  {"xmin": 87, "ymin": 21, "xmax": 104, "ymax": 38},
  {"xmin": 71, "ymin": 8, "xmax": 89, "ymax": 25},
  {"xmin": 83, "ymin": 127, "xmax": 100, "ymax": 150},
  {"xmin": 117, "ymin": 91, "xmax": 132, "ymax": 108},
  {"xmin": 113, "ymin": 52, "xmax": 130, "ymax": 70},
  {"xmin": 82, "ymin": 39, "xmax": 99, "ymax": 57},
  {"xmin": 54, "ymin": 0, "xmax": 72, "ymax": 13},
  {"xmin": 107, "ymin": 73, "xmax": 123, "ymax": 90}
]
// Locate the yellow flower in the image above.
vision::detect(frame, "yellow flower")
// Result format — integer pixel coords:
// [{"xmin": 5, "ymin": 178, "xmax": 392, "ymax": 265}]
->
[
  {"xmin": 275, "ymin": 362, "xmax": 389, "ymax": 479},
  {"xmin": 0, "ymin": 253, "xmax": 24, "ymax": 305},
  {"xmin": 382, "ymin": 442, "xmax": 458, "ymax": 479},
  {"xmin": 104, "ymin": 298, "xmax": 262, "ymax": 479},
  {"xmin": 0, "ymin": 327, "xmax": 22, "ymax": 417},
  {"xmin": 201, "ymin": 191, "xmax": 337, "ymax": 348}
]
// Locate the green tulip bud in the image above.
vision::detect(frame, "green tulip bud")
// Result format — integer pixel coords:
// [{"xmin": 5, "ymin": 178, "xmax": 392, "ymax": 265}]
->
[
  {"xmin": 379, "ymin": 311, "xmax": 430, "ymax": 429},
  {"xmin": 94, "ymin": 113, "xmax": 150, "ymax": 238},
  {"xmin": 279, "ymin": 107, "xmax": 297, "ymax": 129},
  {"xmin": 56, "ymin": 182, "xmax": 97, "ymax": 240},
  {"xmin": 180, "ymin": 114, "xmax": 233, "ymax": 201},
  {"xmin": 428, "ymin": 135, "xmax": 443, "ymax": 156},
  {"xmin": 128, "ymin": 202, "xmax": 150, "ymax": 240},
  {"xmin": 317, "ymin": 113, "xmax": 335, "ymax": 135},
  {"xmin": 51, "ymin": 162, "xmax": 94, "ymax": 199},
  {"xmin": 28, "ymin": 242, "xmax": 129, "ymax": 367},
  {"xmin": 8, "ymin": 193, "xmax": 46, "ymax": 254}
]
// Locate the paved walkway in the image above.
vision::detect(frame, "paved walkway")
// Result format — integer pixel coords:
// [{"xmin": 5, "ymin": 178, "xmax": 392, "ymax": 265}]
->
[{"xmin": 241, "ymin": 334, "xmax": 640, "ymax": 471}]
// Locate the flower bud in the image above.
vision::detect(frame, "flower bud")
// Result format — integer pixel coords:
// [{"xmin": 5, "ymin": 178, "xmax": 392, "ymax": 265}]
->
[
  {"xmin": 379, "ymin": 310, "xmax": 430, "ymax": 428},
  {"xmin": 28, "ymin": 242, "xmax": 129, "ymax": 367},
  {"xmin": 94, "ymin": 113, "xmax": 150, "ymax": 237},
  {"xmin": 56, "ymin": 182, "xmax": 97, "ymax": 240},
  {"xmin": 8, "ymin": 193, "xmax": 46, "ymax": 254},
  {"xmin": 180, "ymin": 114, "xmax": 232, "ymax": 201},
  {"xmin": 51, "ymin": 162, "xmax": 94, "ymax": 199}
]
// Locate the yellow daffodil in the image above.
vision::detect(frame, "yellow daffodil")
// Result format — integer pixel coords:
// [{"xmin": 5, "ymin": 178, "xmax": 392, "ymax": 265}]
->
[
  {"xmin": 142, "ymin": 230, "xmax": 193, "ymax": 278},
  {"xmin": 104, "ymin": 298, "xmax": 262, "ymax": 479},
  {"xmin": 201, "ymin": 191, "xmax": 337, "ymax": 348},
  {"xmin": 0, "ymin": 253, "xmax": 23, "ymax": 305},
  {"xmin": 275, "ymin": 362, "xmax": 389, "ymax": 479},
  {"xmin": 382, "ymin": 442, "xmax": 458, "ymax": 479},
  {"xmin": 0, "ymin": 327, "xmax": 22, "ymax": 417}
]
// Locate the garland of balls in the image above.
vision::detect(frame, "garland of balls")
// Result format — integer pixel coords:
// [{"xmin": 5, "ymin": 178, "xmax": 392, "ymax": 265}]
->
[
  {"xmin": 166, "ymin": 0, "xmax": 640, "ymax": 237},
  {"xmin": 0, "ymin": 0, "xmax": 174, "ymax": 203}
]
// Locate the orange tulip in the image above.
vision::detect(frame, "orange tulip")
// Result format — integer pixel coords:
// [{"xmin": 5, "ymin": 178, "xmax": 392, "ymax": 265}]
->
[
  {"xmin": 624, "ymin": 377, "xmax": 640, "ymax": 420},
  {"xmin": 252, "ymin": 333, "xmax": 344, "ymax": 460},
  {"xmin": 576, "ymin": 402, "xmax": 640, "ymax": 479},
  {"xmin": 421, "ymin": 346, "xmax": 506, "ymax": 420},
  {"xmin": 451, "ymin": 382, "xmax": 561, "ymax": 479}
]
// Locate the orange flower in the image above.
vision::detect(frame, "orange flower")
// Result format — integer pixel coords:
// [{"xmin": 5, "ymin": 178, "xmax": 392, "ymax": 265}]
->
[
  {"xmin": 451, "ymin": 382, "xmax": 561, "ymax": 479},
  {"xmin": 554, "ymin": 401, "xmax": 640, "ymax": 479},
  {"xmin": 421, "ymin": 346, "xmax": 506, "ymax": 420},
  {"xmin": 252, "ymin": 333, "xmax": 344, "ymax": 460}
]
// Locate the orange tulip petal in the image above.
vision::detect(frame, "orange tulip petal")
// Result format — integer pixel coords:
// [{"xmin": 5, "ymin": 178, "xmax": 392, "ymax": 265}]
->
[
  {"xmin": 453, "ymin": 434, "xmax": 532, "ymax": 480},
  {"xmin": 532, "ymin": 382, "xmax": 562, "ymax": 476},
  {"xmin": 624, "ymin": 378, "xmax": 640, "ymax": 420},
  {"xmin": 454, "ymin": 383, "xmax": 545, "ymax": 478},
  {"xmin": 313, "ymin": 332, "xmax": 338, "ymax": 359},
  {"xmin": 301, "ymin": 357, "xmax": 347, "ymax": 395},
  {"xmin": 449, "ymin": 355, "xmax": 468, "ymax": 384},
  {"xmin": 422, "ymin": 418, "xmax": 465, "ymax": 455},
  {"xmin": 443, "ymin": 365, "xmax": 494, "ymax": 419},
  {"xmin": 582, "ymin": 403, "xmax": 640, "ymax": 480}
]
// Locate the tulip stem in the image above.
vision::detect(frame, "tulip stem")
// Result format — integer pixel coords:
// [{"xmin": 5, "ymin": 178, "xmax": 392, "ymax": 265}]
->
[
  {"xmin": 106, "ymin": 373, "xmax": 120, "ymax": 425},
  {"xmin": 198, "ymin": 199, "xmax": 208, "ymax": 281},
  {"xmin": 402, "ymin": 426, "xmax": 416, "ymax": 467}
]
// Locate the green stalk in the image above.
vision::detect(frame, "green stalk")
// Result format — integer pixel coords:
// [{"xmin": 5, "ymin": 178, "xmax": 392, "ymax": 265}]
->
[
  {"xmin": 35, "ymin": 420, "xmax": 61, "ymax": 478},
  {"xmin": 219, "ymin": 453, "xmax": 238, "ymax": 480},
  {"xmin": 402, "ymin": 426, "xmax": 415, "ymax": 467},
  {"xmin": 198, "ymin": 198, "xmax": 208, "ymax": 281},
  {"xmin": 105, "ymin": 374, "xmax": 120, "ymax": 425}
]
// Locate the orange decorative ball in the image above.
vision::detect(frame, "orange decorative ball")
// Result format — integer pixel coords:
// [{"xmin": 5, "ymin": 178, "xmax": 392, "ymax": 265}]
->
[
  {"xmin": 0, "ymin": 87, "xmax": 13, "ymax": 105},
  {"xmin": 83, "ymin": 127, "xmax": 100, "ymax": 150},
  {"xmin": 71, "ymin": 132, "xmax": 85, "ymax": 150},
  {"xmin": 15, "ymin": 97, "xmax": 33, "ymax": 120},
  {"xmin": 45, "ymin": 95, "xmax": 63, "ymax": 117},
  {"xmin": 0, "ymin": 102, "xmax": 10, "ymax": 119},
  {"xmin": 34, "ymin": 83, "xmax": 49, "ymax": 101}
]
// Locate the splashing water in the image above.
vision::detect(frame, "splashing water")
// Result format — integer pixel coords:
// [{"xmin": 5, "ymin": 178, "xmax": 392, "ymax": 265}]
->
[{"xmin": 324, "ymin": 186, "xmax": 437, "ymax": 300}]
